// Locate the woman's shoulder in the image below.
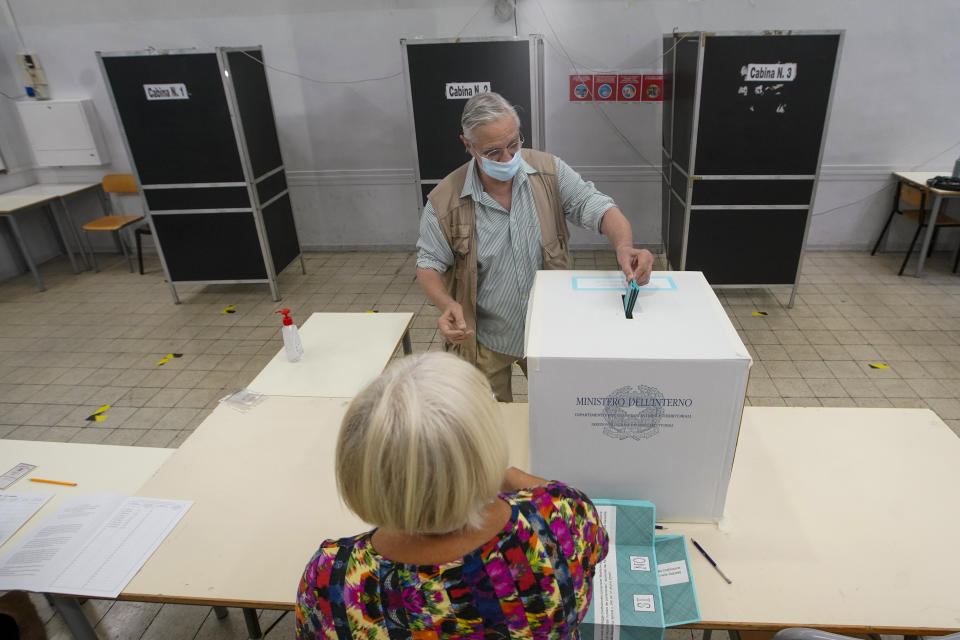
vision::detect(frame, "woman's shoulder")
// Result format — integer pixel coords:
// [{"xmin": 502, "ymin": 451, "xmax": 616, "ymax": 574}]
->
[
  {"xmin": 302, "ymin": 532, "xmax": 374, "ymax": 577},
  {"xmin": 502, "ymin": 480, "xmax": 596, "ymax": 513}
]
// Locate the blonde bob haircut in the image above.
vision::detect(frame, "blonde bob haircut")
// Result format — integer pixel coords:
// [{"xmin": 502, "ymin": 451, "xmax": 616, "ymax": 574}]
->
[{"xmin": 335, "ymin": 352, "xmax": 508, "ymax": 535}]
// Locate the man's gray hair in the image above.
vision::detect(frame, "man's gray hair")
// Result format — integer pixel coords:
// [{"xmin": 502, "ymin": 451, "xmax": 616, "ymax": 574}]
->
[{"xmin": 460, "ymin": 92, "xmax": 520, "ymax": 144}]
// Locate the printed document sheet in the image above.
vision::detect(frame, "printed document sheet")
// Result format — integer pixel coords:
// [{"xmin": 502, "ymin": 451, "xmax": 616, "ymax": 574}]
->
[
  {"xmin": 0, "ymin": 493, "xmax": 192, "ymax": 597},
  {"xmin": 0, "ymin": 493, "xmax": 52, "ymax": 548}
]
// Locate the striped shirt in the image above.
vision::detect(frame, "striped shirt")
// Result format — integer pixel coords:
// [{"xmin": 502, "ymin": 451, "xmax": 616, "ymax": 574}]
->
[{"xmin": 417, "ymin": 154, "xmax": 615, "ymax": 357}]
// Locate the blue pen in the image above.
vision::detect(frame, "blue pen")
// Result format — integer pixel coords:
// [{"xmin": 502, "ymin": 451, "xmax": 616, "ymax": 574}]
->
[{"xmin": 691, "ymin": 538, "xmax": 732, "ymax": 584}]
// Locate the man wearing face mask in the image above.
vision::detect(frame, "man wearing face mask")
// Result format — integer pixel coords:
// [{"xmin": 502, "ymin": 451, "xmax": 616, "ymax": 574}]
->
[{"xmin": 416, "ymin": 91, "xmax": 654, "ymax": 402}]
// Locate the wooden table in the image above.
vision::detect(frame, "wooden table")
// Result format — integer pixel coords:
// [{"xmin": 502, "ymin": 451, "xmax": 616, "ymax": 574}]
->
[
  {"xmin": 123, "ymin": 402, "xmax": 960, "ymax": 635},
  {"xmin": 0, "ymin": 183, "xmax": 103, "ymax": 290},
  {"xmin": 245, "ymin": 312, "xmax": 415, "ymax": 397},
  {"xmin": 892, "ymin": 171, "xmax": 960, "ymax": 276}
]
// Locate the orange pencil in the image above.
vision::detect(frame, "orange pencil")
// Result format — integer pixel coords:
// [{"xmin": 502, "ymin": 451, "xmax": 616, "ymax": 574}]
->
[{"xmin": 30, "ymin": 478, "xmax": 77, "ymax": 487}]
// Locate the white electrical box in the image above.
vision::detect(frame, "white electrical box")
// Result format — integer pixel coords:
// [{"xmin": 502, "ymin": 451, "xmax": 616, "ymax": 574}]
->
[{"xmin": 16, "ymin": 98, "xmax": 110, "ymax": 166}]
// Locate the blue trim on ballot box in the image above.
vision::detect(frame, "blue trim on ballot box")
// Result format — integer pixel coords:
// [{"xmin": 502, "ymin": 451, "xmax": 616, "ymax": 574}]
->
[{"xmin": 571, "ymin": 275, "xmax": 677, "ymax": 291}]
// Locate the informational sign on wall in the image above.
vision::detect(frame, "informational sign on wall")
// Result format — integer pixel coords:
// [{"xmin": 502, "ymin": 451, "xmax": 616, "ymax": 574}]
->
[
  {"xmin": 445, "ymin": 81, "xmax": 491, "ymax": 99},
  {"xmin": 569, "ymin": 74, "xmax": 593, "ymax": 102},
  {"xmin": 569, "ymin": 73, "xmax": 663, "ymax": 102},
  {"xmin": 617, "ymin": 74, "xmax": 643, "ymax": 102},
  {"xmin": 593, "ymin": 74, "xmax": 618, "ymax": 101},
  {"xmin": 143, "ymin": 83, "xmax": 188, "ymax": 101},
  {"xmin": 641, "ymin": 75, "xmax": 663, "ymax": 101}
]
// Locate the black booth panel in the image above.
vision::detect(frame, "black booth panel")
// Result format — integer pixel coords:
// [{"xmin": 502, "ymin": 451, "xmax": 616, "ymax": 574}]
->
[
  {"xmin": 151, "ymin": 213, "xmax": 267, "ymax": 281},
  {"xmin": 256, "ymin": 171, "xmax": 288, "ymax": 205},
  {"xmin": 226, "ymin": 50, "xmax": 285, "ymax": 178},
  {"xmin": 421, "ymin": 183, "xmax": 435, "ymax": 206},
  {"xmin": 691, "ymin": 180, "xmax": 814, "ymax": 205},
  {"xmin": 262, "ymin": 194, "xmax": 300, "ymax": 275},
  {"xmin": 667, "ymin": 191, "xmax": 686, "ymax": 269},
  {"xmin": 660, "ymin": 178, "xmax": 671, "ymax": 254},
  {"xmin": 406, "ymin": 40, "xmax": 531, "ymax": 181},
  {"xmin": 694, "ymin": 35, "xmax": 840, "ymax": 175},
  {"xmin": 660, "ymin": 149, "xmax": 671, "ymax": 251},
  {"xmin": 102, "ymin": 54, "xmax": 244, "ymax": 184},
  {"xmin": 685, "ymin": 209, "xmax": 808, "ymax": 284},
  {"xmin": 144, "ymin": 187, "xmax": 251, "ymax": 210},
  {"xmin": 670, "ymin": 164, "xmax": 687, "ymax": 196},
  {"xmin": 670, "ymin": 36, "xmax": 700, "ymax": 173}
]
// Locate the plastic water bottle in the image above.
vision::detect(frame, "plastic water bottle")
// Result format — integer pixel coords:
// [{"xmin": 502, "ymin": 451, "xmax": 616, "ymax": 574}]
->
[{"xmin": 274, "ymin": 308, "xmax": 304, "ymax": 362}]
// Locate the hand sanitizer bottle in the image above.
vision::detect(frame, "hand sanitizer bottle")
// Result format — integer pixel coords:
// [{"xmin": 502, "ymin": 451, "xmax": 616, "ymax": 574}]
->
[{"xmin": 275, "ymin": 309, "xmax": 304, "ymax": 362}]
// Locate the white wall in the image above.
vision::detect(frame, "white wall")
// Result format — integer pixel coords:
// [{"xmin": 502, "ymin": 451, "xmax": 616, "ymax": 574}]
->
[{"xmin": 1, "ymin": 0, "xmax": 959, "ymax": 281}]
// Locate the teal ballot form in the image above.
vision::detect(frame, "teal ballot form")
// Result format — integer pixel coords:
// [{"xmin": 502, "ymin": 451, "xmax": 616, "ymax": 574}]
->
[
  {"xmin": 623, "ymin": 278, "xmax": 640, "ymax": 317},
  {"xmin": 656, "ymin": 535, "xmax": 701, "ymax": 626},
  {"xmin": 582, "ymin": 500, "xmax": 700, "ymax": 640}
]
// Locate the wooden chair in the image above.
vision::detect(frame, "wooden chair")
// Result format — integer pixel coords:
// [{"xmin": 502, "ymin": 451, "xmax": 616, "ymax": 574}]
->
[
  {"xmin": 81, "ymin": 174, "xmax": 144, "ymax": 272},
  {"xmin": 871, "ymin": 182, "xmax": 960, "ymax": 275}
]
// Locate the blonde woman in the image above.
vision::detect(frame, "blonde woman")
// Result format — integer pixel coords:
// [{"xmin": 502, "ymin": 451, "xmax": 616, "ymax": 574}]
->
[{"xmin": 296, "ymin": 352, "xmax": 609, "ymax": 639}]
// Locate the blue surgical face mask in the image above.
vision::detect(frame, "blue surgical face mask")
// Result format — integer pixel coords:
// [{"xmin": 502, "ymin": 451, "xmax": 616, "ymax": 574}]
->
[{"xmin": 479, "ymin": 148, "xmax": 523, "ymax": 181}]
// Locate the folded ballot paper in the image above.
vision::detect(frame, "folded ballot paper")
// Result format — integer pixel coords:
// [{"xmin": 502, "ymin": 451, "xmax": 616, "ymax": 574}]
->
[{"xmin": 582, "ymin": 500, "xmax": 700, "ymax": 640}]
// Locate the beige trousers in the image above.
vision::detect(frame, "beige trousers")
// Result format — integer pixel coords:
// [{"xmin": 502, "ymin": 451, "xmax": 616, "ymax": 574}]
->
[{"xmin": 476, "ymin": 342, "xmax": 528, "ymax": 403}]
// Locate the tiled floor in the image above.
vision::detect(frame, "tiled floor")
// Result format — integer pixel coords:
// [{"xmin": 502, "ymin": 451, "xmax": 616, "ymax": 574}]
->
[{"xmin": 1, "ymin": 246, "xmax": 958, "ymax": 639}]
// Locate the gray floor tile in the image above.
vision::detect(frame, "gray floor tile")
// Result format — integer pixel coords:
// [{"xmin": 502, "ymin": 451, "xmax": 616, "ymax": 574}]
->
[
  {"xmin": 94, "ymin": 600, "xmax": 163, "ymax": 640},
  {"xmin": 68, "ymin": 427, "xmax": 113, "ymax": 444},
  {"xmin": 7, "ymin": 424, "xmax": 51, "ymax": 440}
]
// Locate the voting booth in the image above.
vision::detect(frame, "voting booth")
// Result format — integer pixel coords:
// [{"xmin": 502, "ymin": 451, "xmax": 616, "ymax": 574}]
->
[
  {"xmin": 661, "ymin": 31, "xmax": 843, "ymax": 307},
  {"xmin": 98, "ymin": 46, "xmax": 302, "ymax": 303},
  {"xmin": 525, "ymin": 271, "xmax": 751, "ymax": 521}
]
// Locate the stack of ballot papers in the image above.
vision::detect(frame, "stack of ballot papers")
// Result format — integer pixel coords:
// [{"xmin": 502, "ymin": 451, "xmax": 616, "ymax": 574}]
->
[
  {"xmin": 0, "ymin": 493, "xmax": 192, "ymax": 598},
  {"xmin": 583, "ymin": 499, "xmax": 700, "ymax": 640}
]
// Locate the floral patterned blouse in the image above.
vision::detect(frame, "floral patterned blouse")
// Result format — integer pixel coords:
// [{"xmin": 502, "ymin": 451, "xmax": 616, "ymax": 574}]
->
[{"xmin": 296, "ymin": 481, "xmax": 609, "ymax": 639}]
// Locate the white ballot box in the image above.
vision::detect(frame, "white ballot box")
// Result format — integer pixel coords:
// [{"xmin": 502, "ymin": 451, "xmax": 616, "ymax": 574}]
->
[{"xmin": 525, "ymin": 271, "xmax": 751, "ymax": 521}]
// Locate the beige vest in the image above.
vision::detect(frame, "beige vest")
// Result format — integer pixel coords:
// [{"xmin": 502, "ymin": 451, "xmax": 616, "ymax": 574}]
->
[{"xmin": 426, "ymin": 148, "xmax": 572, "ymax": 364}]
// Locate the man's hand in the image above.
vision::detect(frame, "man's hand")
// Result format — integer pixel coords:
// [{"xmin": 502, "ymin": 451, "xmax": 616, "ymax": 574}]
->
[
  {"xmin": 437, "ymin": 301, "xmax": 475, "ymax": 344},
  {"xmin": 616, "ymin": 247, "xmax": 654, "ymax": 285}
]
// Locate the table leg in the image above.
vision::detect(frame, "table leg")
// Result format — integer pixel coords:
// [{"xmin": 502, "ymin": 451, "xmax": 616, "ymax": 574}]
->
[
  {"xmin": 57, "ymin": 197, "xmax": 92, "ymax": 271},
  {"xmin": 213, "ymin": 605, "xmax": 229, "ymax": 619},
  {"xmin": 914, "ymin": 193, "xmax": 943, "ymax": 276},
  {"xmin": 5, "ymin": 213, "xmax": 45, "ymax": 291},
  {"xmin": 47, "ymin": 203, "xmax": 81, "ymax": 274},
  {"xmin": 49, "ymin": 595, "xmax": 99, "ymax": 640},
  {"xmin": 402, "ymin": 330, "xmax": 412, "ymax": 355},
  {"xmin": 242, "ymin": 607, "xmax": 263, "ymax": 638}
]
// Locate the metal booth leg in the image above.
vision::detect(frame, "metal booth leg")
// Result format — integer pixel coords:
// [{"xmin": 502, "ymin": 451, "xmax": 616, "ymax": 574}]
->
[
  {"xmin": 48, "ymin": 595, "xmax": 99, "ymax": 640},
  {"xmin": 242, "ymin": 607, "xmax": 263, "ymax": 638}
]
